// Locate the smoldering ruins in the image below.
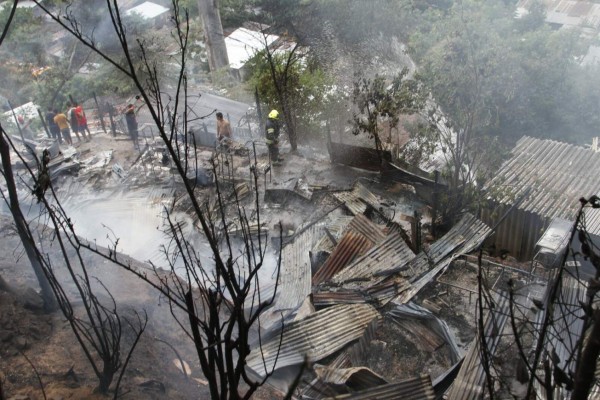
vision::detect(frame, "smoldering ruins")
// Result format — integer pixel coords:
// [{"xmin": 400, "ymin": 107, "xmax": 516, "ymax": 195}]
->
[{"xmin": 2, "ymin": 1, "xmax": 600, "ymax": 400}]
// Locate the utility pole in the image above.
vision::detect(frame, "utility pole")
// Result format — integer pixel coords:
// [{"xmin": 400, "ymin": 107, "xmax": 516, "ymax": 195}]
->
[{"xmin": 197, "ymin": 0, "xmax": 230, "ymax": 72}]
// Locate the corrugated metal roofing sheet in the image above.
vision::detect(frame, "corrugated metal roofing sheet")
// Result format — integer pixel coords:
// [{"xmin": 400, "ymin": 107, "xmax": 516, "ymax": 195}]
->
[
  {"xmin": 315, "ymin": 214, "xmax": 490, "ymax": 307},
  {"xmin": 300, "ymin": 321, "xmax": 380, "ymax": 399},
  {"xmin": 313, "ymin": 232, "xmax": 373, "ymax": 285},
  {"xmin": 333, "ymin": 182, "xmax": 382, "ymax": 216},
  {"xmin": 314, "ymin": 366, "xmax": 388, "ymax": 388},
  {"xmin": 275, "ymin": 224, "xmax": 320, "ymax": 311},
  {"xmin": 381, "ymin": 213, "xmax": 491, "ymax": 280},
  {"xmin": 330, "ymin": 232, "xmax": 415, "ymax": 286},
  {"xmin": 247, "ymin": 304, "xmax": 381, "ymax": 377},
  {"xmin": 312, "ymin": 215, "xmax": 355, "ymax": 254},
  {"xmin": 487, "ymin": 137, "xmax": 600, "ymax": 235},
  {"xmin": 387, "ymin": 302, "xmax": 461, "ymax": 364},
  {"xmin": 447, "ymin": 295, "xmax": 509, "ymax": 400},
  {"xmin": 312, "ymin": 290, "xmax": 369, "ymax": 307},
  {"xmin": 327, "ymin": 374, "xmax": 435, "ymax": 400},
  {"xmin": 345, "ymin": 213, "xmax": 387, "ymax": 243},
  {"xmin": 313, "ymin": 215, "xmax": 386, "ymax": 285}
]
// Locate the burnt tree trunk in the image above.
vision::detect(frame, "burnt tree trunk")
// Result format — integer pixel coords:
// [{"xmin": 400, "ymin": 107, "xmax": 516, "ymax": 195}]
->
[
  {"xmin": 0, "ymin": 131, "xmax": 57, "ymax": 312},
  {"xmin": 197, "ymin": 0, "xmax": 229, "ymax": 72}
]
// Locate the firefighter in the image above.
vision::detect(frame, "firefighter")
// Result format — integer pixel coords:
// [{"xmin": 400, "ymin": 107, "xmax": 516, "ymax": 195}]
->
[{"xmin": 265, "ymin": 109, "xmax": 284, "ymax": 164}]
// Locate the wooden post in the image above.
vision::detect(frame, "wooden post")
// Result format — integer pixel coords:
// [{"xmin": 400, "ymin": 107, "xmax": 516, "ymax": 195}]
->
[
  {"xmin": 411, "ymin": 210, "xmax": 422, "ymax": 253},
  {"xmin": 254, "ymin": 87, "xmax": 262, "ymax": 126},
  {"xmin": 107, "ymin": 102, "xmax": 117, "ymax": 137},
  {"xmin": 37, "ymin": 108, "xmax": 51, "ymax": 138},
  {"xmin": 432, "ymin": 170, "xmax": 439, "ymax": 238},
  {"xmin": 93, "ymin": 92, "xmax": 107, "ymax": 134}
]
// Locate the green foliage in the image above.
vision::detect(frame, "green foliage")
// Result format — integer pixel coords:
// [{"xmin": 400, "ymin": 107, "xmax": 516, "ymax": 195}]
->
[
  {"xmin": 410, "ymin": 0, "xmax": 593, "ymax": 145},
  {"xmin": 219, "ymin": 0, "xmax": 256, "ymax": 29},
  {"xmin": 0, "ymin": 7, "xmax": 45, "ymax": 66},
  {"xmin": 398, "ymin": 0, "xmax": 599, "ymax": 225},
  {"xmin": 0, "ymin": 7, "xmax": 42, "ymax": 41},
  {"xmin": 179, "ymin": 0, "xmax": 199, "ymax": 16},
  {"xmin": 351, "ymin": 70, "xmax": 424, "ymax": 161},
  {"xmin": 247, "ymin": 49, "xmax": 335, "ymax": 142}
]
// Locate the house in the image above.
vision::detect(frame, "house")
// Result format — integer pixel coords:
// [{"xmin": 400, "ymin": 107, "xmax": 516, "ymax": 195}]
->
[
  {"xmin": 3, "ymin": 101, "xmax": 40, "ymax": 125},
  {"xmin": 125, "ymin": 1, "xmax": 169, "ymax": 28},
  {"xmin": 582, "ymin": 44, "xmax": 600, "ymax": 66},
  {"xmin": 482, "ymin": 136, "xmax": 600, "ymax": 260},
  {"xmin": 0, "ymin": 0, "xmax": 44, "ymax": 16},
  {"xmin": 516, "ymin": 0, "xmax": 600, "ymax": 32},
  {"xmin": 225, "ymin": 26, "xmax": 278, "ymax": 80}
]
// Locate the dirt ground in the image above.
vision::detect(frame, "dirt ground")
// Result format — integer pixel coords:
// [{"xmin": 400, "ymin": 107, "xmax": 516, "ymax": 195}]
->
[{"xmin": 0, "ymin": 131, "xmax": 286, "ymax": 400}]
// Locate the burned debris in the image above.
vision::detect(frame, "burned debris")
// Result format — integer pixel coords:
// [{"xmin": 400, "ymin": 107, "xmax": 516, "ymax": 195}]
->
[
  {"xmin": 5, "ymin": 114, "xmax": 593, "ymax": 399},
  {"xmin": 2, "ymin": 1, "xmax": 600, "ymax": 398}
]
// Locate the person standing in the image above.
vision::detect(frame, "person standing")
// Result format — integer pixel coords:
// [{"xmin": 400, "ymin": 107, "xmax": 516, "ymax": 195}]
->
[
  {"xmin": 75, "ymin": 103, "xmax": 92, "ymax": 140},
  {"xmin": 45, "ymin": 108, "xmax": 62, "ymax": 143},
  {"xmin": 124, "ymin": 104, "xmax": 139, "ymax": 150},
  {"xmin": 265, "ymin": 109, "xmax": 283, "ymax": 164},
  {"xmin": 216, "ymin": 112, "xmax": 232, "ymax": 149},
  {"xmin": 68, "ymin": 103, "xmax": 87, "ymax": 142},
  {"xmin": 53, "ymin": 110, "xmax": 72, "ymax": 145},
  {"xmin": 17, "ymin": 115, "xmax": 34, "ymax": 140}
]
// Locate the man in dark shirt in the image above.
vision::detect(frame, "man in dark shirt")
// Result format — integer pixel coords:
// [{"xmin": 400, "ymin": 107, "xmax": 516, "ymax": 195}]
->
[
  {"xmin": 124, "ymin": 104, "xmax": 139, "ymax": 150},
  {"xmin": 45, "ymin": 108, "xmax": 61, "ymax": 143}
]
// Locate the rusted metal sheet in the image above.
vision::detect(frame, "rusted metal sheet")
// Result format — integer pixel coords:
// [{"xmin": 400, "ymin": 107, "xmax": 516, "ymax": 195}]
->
[
  {"xmin": 313, "ymin": 276, "xmax": 412, "ymax": 308},
  {"xmin": 397, "ymin": 214, "xmax": 493, "ymax": 306},
  {"xmin": 391, "ymin": 259, "xmax": 453, "ymax": 305},
  {"xmin": 380, "ymin": 161, "xmax": 444, "ymax": 203},
  {"xmin": 380, "ymin": 213, "xmax": 491, "ymax": 280},
  {"xmin": 312, "ymin": 215, "xmax": 356, "ymax": 254},
  {"xmin": 447, "ymin": 295, "xmax": 509, "ymax": 400},
  {"xmin": 333, "ymin": 182, "xmax": 383, "ymax": 216},
  {"xmin": 264, "ymin": 178, "xmax": 313, "ymax": 204},
  {"xmin": 319, "ymin": 214, "xmax": 490, "ymax": 308},
  {"xmin": 366, "ymin": 276, "xmax": 412, "ymax": 306},
  {"xmin": 312, "ymin": 289, "xmax": 368, "ymax": 307},
  {"xmin": 313, "ymin": 232, "xmax": 372, "ymax": 285},
  {"xmin": 347, "ymin": 318, "xmax": 380, "ymax": 366},
  {"xmin": 484, "ymin": 136, "xmax": 600, "ymax": 259},
  {"xmin": 326, "ymin": 374, "xmax": 435, "ymax": 400},
  {"xmin": 301, "ymin": 340, "xmax": 358, "ymax": 399},
  {"xmin": 328, "ymin": 141, "xmax": 392, "ymax": 171},
  {"xmin": 315, "ymin": 366, "xmax": 388, "ymax": 389},
  {"xmin": 346, "ymin": 213, "xmax": 387, "ymax": 243},
  {"xmin": 246, "ymin": 303, "xmax": 381, "ymax": 377},
  {"xmin": 330, "ymin": 232, "xmax": 415, "ymax": 287},
  {"xmin": 313, "ymin": 215, "xmax": 386, "ymax": 285},
  {"xmin": 387, "ymin": 302, "xmax": 461, "ymax": 363}
]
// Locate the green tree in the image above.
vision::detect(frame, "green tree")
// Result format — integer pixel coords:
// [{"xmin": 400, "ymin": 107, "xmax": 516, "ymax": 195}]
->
[
  {"xmin": 0, "ymin": 6, "xmax": 46, "ymax": 103},
  {"xmin": 248, "ymin": 45, "xmax": 334, "ymax": 147},
  {"xmin": 404, "ymin": 0, "xmax": 591, "ymax": 224},
  {"xmin": 351, "ymin": 70, "xmax": 424, "ymax": 164}
]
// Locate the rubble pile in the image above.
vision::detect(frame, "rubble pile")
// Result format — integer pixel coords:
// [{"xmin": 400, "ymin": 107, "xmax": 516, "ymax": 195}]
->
[{"xmin": 3, "ymin": 112, "xmax": 569, "ymax": 399}]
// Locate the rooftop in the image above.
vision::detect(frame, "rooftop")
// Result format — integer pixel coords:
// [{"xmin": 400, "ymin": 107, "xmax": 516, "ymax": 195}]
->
[
  {"xmin": 125, "ymin": 1, "xmax": 169, "ymax": 20},
  {"xmin": 225, "ymin": 27, "xmax": 278, "ymax": 70},
  {"xmin": 516, "ymin": 0, "xmax": 600, "ymax": 30},
  {"xmin": 486, "ymin": 136, "xmax": 600, "ymax": 234}
]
